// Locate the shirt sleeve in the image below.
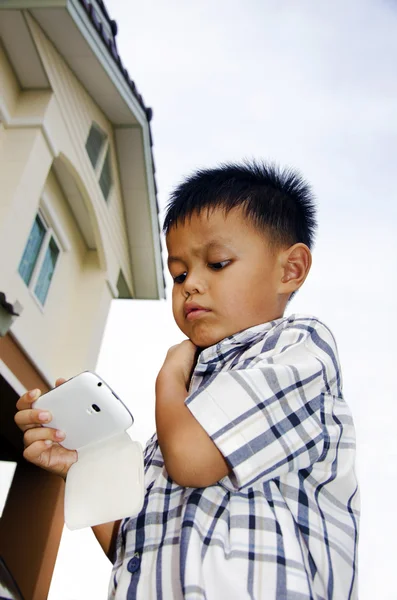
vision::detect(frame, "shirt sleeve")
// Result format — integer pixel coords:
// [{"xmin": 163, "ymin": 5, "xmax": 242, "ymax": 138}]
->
[{"xmin": 185, "ymin": 319, "xmax": 340, "ymax": 491}]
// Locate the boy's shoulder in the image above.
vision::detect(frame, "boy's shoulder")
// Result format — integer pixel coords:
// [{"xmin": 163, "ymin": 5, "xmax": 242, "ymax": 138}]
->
[
  {"xmin": 229, "ymin": 314, "xmax": 340, "ymax": 376},
  {"xmin": 241, "ymin": 314, "xmax": 338, "ymax": 357},
  {"xmin": 197, "ymin": 314, "xmax": 340, "ymax": 383},
  {"xmin": 273, "ymin": 313, "xmax": 338, "ymax": 348}
]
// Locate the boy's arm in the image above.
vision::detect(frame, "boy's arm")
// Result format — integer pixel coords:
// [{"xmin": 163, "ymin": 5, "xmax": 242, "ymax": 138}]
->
[
  {"xmin": 157, "ymin": 320, "xmax": 337, "ymax": 492},
  {"xmin": 155, "ymin": 340, "xmax": 230, "ymax": 488},
  {"xmin": 92, "ymin": 520, "xmax": 121, "ymax": 561}
]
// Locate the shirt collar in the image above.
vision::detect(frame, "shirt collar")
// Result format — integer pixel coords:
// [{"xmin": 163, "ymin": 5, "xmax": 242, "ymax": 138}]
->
[{"xmin": 196, "ymin": 317, "xmax": 284, "ymax": 368}]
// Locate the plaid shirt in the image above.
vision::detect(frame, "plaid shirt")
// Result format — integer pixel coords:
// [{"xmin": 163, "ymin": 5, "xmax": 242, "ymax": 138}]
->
[{"xmin": 109, "ymin": 315, "xmax": 359, "ymax": 600}]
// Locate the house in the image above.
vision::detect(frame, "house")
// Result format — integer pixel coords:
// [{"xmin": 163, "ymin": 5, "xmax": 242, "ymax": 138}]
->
[{"xmin": 0, "ymin": 1, "xmax": 164, "ymax": 598}]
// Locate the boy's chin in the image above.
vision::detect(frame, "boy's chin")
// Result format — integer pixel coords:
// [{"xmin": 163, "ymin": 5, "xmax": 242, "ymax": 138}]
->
[
  {"xmin": 188, "ymin": 331, "xmax": 230, "ymax": 350},
  {"xmin": 189, "ymin": 324, "xmax": 257, "ymax": 349},
  {"xmin": 180, "ymin": 321, "xmax": 245, "ymax": 349}
]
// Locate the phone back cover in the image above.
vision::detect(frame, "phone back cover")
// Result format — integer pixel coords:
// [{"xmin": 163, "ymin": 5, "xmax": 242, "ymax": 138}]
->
[
  {"xmin": 33, "ymin": 372, "xmax": 133, "ymax": 450},
  {"xmin": 65, "ymin": 433, "xmax": 144, "ymax": 529}
]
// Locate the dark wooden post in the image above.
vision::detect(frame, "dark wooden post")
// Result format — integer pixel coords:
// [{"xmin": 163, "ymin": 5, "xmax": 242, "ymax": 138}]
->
[{"xmin": 0, "ymin": 334, "xmax": 64, "ymax": 600}]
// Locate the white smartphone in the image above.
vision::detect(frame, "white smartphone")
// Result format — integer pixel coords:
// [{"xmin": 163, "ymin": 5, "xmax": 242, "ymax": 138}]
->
[{"xmin": 33, "ymin": 371, "xmax": 133, "ymax": 450}]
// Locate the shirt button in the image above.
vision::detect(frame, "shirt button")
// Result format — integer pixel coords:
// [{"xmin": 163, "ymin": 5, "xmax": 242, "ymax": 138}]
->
[{"xmin": 127, "ymin": 554, "xmax": 141, "ymax": 574}]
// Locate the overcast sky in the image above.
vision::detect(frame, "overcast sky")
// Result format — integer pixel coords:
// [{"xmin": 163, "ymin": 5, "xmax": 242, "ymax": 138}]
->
[{"xmin": 49, "ymin": 1, "xmax": 397, "ymax": 598}]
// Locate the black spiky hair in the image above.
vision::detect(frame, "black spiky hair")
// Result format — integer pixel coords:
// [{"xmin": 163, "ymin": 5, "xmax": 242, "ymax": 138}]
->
[{"xmin": 163, "ymin": 160, "xmax": 317, "ymax": 249}]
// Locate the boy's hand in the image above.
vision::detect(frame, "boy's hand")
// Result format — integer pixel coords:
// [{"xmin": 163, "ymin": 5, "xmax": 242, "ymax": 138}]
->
[
  {"xmin": 14, "ymin": 378, "xmax": 77, "ymax": 480},
  {"xmin": 158, "ymin": 340, "xmax": 198, "ymax": 389}
]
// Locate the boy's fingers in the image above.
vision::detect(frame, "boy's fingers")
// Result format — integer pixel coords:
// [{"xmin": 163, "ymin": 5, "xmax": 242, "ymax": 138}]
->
[
  {"xmin": 16, "ymin": 377, "xmax": 66, "ymax": 412},
  {"xmin": 23, "ymin": 426, "xmax": 65, "ymax": 448},
  {"xmin": 15, "ymin": 388, "xmax": 42, "ymax": 411},
  {"xmin": 14, "ymin": 408, "xmax": 52, "ymax": 432},
  {"xmin": 23, "ymin": 440, "xmax": 55, "ymax": 464},
  {"xmin": 23, "ymin": 442, "xmax": 77, "ymax": 476}
]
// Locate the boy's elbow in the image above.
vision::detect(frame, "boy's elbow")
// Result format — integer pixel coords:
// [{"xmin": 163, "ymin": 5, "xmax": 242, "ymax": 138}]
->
[
  {"xmin": 169, "ymin": 470, "xmax": 222, "ymax": 489},
  {"xmin": 164, "ymin": 450, "xmax": 230, "ymax": 488},
  {"xmin": 169, "ymin": 468, "xmax": 217, "ymax": 489},
  {"xmin": 163, "ymin": 457, "xmax": 204, "ymax": 488},
  {"xmin": 159, "ymin": 430, "xmax": 231, "ymax": 488}
]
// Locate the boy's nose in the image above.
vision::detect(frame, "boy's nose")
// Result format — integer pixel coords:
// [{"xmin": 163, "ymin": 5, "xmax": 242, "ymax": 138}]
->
[{"xmin": 183, "ymin": 272, "xmax": 206, "ymax": 296}]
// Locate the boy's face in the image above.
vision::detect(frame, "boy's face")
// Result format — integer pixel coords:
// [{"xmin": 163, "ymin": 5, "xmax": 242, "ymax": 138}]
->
[{"xmin": 166, "ymin": 207, "xmax": 288, "ymax": 349}]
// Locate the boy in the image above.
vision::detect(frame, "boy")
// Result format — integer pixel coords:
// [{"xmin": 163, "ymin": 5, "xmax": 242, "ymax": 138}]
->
[{"xmin": 16, "ymin": 162, "xmax": 359, "ymax": 599}]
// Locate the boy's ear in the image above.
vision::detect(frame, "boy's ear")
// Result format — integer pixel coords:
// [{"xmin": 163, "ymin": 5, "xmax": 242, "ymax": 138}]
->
[{"xmin": 279, "ymin": 243, "xmax": 312, "ymax": 294}]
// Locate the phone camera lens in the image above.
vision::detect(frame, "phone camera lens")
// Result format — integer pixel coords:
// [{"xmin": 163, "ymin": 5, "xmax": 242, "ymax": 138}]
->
[
  {"xmin": 92, "ymin": 404, "xmax": 101, "ymax": 412},
  {"xmin": 97, "ymin": 382, "xmax": 102, "ymax": 387}
]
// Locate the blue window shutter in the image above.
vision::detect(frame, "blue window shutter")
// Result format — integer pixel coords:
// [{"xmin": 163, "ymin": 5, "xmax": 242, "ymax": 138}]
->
[{"xmin": 18, "ymin": 215, "xmax": 46, "ymax": 285}]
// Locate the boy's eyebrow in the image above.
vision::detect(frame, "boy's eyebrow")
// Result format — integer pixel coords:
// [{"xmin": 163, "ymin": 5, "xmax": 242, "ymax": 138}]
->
[
  {"xmin": 167, "ymin": 255, "xmax": 183, "ymax": 266},
  {"xmin": 167, "ymin": 240, "xmax": 233, "ymax": 266}
]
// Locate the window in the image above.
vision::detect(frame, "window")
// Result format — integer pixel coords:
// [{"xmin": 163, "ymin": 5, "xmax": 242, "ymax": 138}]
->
[
  {"xmin": 18, "ymin": 215, "xmax": 46, "ymax": 286},
  {"xmin": 85, "ymin": 124, "xmax": 106, "ymax": 168},
  {"xmin": 117, "ymin": 270, "xmax": 132, "ymax": 299},
  {"xmin": 18, "ymin": 212, "xmax": 60, "ymax": 306},
  {"xmin": 85, "ymin": 123, "xmax": 113, "ymax": 201},
  {"xmin": 99, "ymin": 149, "xmax": 113, "ymax": 200},
  {"xmin": 34, "ymin": 238, "xmax": 60, "ymax": 304}
]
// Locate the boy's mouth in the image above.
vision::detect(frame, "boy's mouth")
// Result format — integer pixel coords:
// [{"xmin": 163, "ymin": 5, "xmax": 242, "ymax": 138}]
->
[{"xmin": 185, "ymin": 303, "xmax": 211, "ymax": 321}]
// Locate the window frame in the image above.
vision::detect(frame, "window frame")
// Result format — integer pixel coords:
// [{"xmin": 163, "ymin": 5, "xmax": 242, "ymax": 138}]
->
[{"xmin": 18, "ymin": 210, "xmax": 62, "ymax": 309}]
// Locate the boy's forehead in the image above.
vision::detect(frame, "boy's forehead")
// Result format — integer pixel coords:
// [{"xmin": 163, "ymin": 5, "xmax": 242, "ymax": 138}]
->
[
  {"xmin": 166, "ymin": 210, "xmax": 239, "ymax": 252},
  {"xmin": 166, "ymin": 206, "xmax": 250, "ymax": 242}
]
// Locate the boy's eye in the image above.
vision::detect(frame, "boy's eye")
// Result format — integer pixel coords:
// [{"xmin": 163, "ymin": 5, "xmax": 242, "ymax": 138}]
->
[
  {"xmin": 173, "ymin": 272, "xmax": 187, "ymax": 284},
  {"xmin": 208, "ymin": 261, "xmax": 230, "ymax": 271}
]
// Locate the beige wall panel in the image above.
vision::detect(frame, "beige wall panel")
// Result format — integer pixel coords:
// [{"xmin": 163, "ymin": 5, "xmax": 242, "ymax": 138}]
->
[
  {"xmin": 28, "ymin": 15, "xmax": 134, "ymax": 293},
  {"xmin": 52, "ymin": 248, "xmax": 111, "ymax": 375},
  {"xmin": 14, "ymin": 88, "xmax": 53, "ymax": 122},
  {"xmin": 67, "ymin": 250, "xmax": 113, "ymax": 371},
  {"xmin": 0, "ymin": 122, "xmax": 5, "ymax": 154},
  {"xmin": 0, "ymin": 128, "xmax": 52, "ymax": 273},
  {"xmin": 0, "ymin": 43, "xmax": 20, "ymax": 119}
]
